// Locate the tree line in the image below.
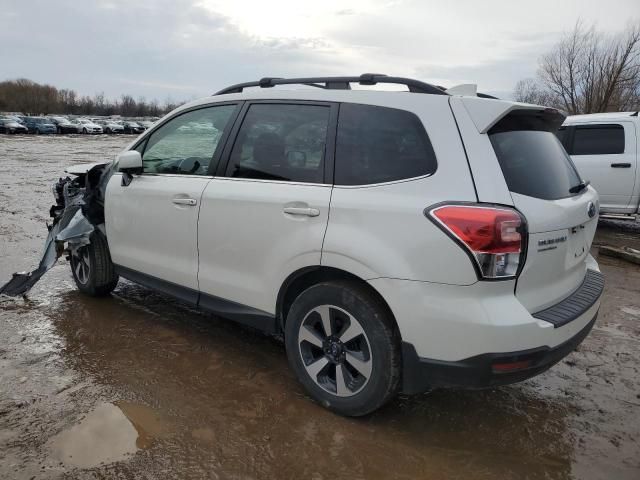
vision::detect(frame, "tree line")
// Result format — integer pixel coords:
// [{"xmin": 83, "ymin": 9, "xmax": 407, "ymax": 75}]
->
[
  {"xmin": 514, "ymin": 22, "xmax": 640, "ymax": 114},
  {"xmin": 0, "ymin": 78, "xmax": 185, "ymax": 117}
]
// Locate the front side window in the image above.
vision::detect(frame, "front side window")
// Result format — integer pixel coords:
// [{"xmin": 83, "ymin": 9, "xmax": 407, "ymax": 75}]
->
[
  {"xmin": 226, "ymin": 103, "xmax": 330, "ymax": 183},
  {"xmin": 140, "ymin": 104, "xmax": 236, "ymax": 175},
  {"xmin": 571, "ymin": 124, "xmax": 625, "ymax": 155},
  {"xmin": 335, "ymin": 103, "xmax": 437, "ymax": 186}
]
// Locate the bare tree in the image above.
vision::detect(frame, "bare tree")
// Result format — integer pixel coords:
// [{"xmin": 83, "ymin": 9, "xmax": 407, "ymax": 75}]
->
[
  {"xmin": 513, "ymin": 78, "xmax": 558, "ymax": 106},
  {"xmin": 536, "ymin": 21, "xmax": 640, "ymax": 114},
  {"xmin": 0, "ymin": 78, "xmax": 183, "ymax": 116}
]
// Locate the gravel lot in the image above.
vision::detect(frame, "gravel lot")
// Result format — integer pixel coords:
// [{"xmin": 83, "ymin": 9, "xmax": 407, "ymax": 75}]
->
[{"xmin": 1, "ymin": 135, "xmax": 639, "ymax": 480}]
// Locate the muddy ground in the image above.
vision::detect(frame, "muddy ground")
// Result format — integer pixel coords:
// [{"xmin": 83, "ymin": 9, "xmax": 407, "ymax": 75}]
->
[{"xmin": 1, "ymin": 135, "xmax": 639, "ymax": 480}]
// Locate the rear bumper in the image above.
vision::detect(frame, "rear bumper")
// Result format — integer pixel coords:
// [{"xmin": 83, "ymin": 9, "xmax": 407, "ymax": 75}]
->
[
  {"xmin": 401, "ymin": 311, "xmax": 598, "ymax": 393},
  {"xmin": 369, "ymin": 261, "xmax": 604, "ymax": 394}
]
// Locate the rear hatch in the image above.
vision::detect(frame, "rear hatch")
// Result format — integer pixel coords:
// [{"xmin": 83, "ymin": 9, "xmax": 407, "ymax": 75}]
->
[{"xmin": 487, "ymin": 109, "xmax": 598, "ymax": 313}]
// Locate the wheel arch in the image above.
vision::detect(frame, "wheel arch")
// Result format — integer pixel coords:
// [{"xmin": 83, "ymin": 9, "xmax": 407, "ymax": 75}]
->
[{"xmin": 276, "ymin": 266, "xmax": 400, "ymax": 338}]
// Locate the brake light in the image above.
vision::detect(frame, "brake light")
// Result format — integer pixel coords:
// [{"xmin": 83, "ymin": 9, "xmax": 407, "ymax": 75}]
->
[{"xmin": 428, "ymin": 204, "xmax": 526, "ymax": 279}]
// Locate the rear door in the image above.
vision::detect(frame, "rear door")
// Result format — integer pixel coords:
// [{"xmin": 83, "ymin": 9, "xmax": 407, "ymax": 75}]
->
[
  {"xmin": 197, "ymin": 101, "xmax": 335, "ymax": 318},
  {"xmin": 565, "ymin": 122, "xmax": 637, "ymax": 212},
  {"xmin": 105, "ymin": 103, "xmax": 239, "ymax": 298}
]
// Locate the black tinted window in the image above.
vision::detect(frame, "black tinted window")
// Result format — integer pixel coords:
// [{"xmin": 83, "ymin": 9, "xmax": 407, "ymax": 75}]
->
[
  {"xmin": 335, "ymin": 104, "xmax": 437, "ymax": 185},
  {"xmin": 572, "ymin": 124, "xmax": 624, "ymax": 155},
  {"xmin": 226, "ymin": 104, "xmax": 329, "ymax": 183},
  {"xmin": 555, "ymin": 127, "xmax": 569, "ymax": 148},
  {"xmin": 490, "ymin": 130, "xmax": 581, "ymax": 200}
]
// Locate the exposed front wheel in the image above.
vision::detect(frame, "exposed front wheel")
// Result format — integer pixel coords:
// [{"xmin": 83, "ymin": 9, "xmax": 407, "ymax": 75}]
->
[
  {"xmin": 285, "ymin": 281, "xmax": 401, "ymax": 416},
  {"xmin": 70, "ymin": 231, "xmax": 119, "ymax": 296}
]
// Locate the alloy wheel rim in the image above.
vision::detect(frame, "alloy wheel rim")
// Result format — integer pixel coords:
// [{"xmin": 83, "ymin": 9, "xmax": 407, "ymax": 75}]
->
[
  {"xmin": 72, "ymin": 248, "xmax": 91, "ymax": 285},
  {"xmin": 298, "ymin": 304, "xmax": 372, "ymax": 397}
]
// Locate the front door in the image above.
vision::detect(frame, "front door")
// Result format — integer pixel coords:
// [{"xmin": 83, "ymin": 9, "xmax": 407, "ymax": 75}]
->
[
  {"xmin": 105, "ymin": 103, "xmax": 239, "ymax": 297},
  {"xmin": 197, "ymin": 102, "xmax": 335, "ymax": 317}
]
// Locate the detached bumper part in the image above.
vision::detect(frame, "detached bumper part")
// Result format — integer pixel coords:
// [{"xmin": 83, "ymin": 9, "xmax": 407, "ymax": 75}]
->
[{"xmin": 0, "ymin": 163, "xmax": 111, "ymax": 297}]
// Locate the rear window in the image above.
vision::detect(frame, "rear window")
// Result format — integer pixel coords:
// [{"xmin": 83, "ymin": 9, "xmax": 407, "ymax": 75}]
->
[
  {"xmin": 571, "ymin": 124, "xmax": 624, "ymax": 155},
  {"xmin": 335, "ymin": 103, "xmax": 437, "ymax": 185},
  {"xmin": 490, "ymin": 126, "xmax": 582, "ymax": 201}
]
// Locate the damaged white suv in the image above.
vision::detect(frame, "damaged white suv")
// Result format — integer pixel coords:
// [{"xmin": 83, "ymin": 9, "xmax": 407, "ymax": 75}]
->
[{"xmin": 3, "ymin": 75, "xmax": 605, "ymax": 416}]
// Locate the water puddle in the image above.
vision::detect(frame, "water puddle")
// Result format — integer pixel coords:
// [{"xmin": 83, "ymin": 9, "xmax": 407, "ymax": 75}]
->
[{"xmin": 49, "ymin": 402, "xmax": 164, "ymax": 468}]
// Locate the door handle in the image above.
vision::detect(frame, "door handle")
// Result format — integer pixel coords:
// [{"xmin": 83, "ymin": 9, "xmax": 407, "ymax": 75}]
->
[
  {"xmin": 283, "ymin": 207, "xmax": 320, "ymax": 217},
  {"xmin": 611, "ymin": 163, "xmax": 631, "ymax": 168},
  {"xmin": 172, "ymin": 198, "xmax": 197, "ymax": 206}
]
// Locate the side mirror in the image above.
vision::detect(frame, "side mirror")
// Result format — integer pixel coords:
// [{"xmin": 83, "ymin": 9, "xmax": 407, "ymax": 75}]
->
[
  {"xmin": 117, "ymin": 150, "xmax": 142, "ymax": 172},
  {"xmin": 116, "ymin": 150, "xmax": 142, "ymax": 186}
]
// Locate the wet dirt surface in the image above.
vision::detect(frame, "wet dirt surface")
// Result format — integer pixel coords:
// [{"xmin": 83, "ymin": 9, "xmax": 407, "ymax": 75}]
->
[{"xmin": 1, "ymin": 135, "xmax": 639, "ymax": 479}]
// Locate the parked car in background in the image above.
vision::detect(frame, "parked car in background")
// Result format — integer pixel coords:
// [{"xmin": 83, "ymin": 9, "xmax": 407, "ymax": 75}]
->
[
  {"xmin": 75, "ymin": 118, "xmax": 103, "ymax": 134},
  {"xmin": 0, "ymin": 117, "xmax": 28, "ymax": 134},
  {"xmin": 4, "ymin": 115, "xmax": 25, "ymax": 125},
  {"xmin": 48, "ymin": 116, "xmax": 80, "ymax": 134},
  {"xmin": 558, "ymin": 112, "xmax": 639, "ymax": 215},
  {"xmin": 120, "ymin": 120, "xmax": 144, "ymax": 134},
  {"xmin": 22, "ymin": 117, "xmax": 57, "ymax": 134},
  {"xmin": 95, "ymin": 119, "xmax": 125, "ymax": 134},
  {"xmin": 138, "ymin": 120, "xmax": 155, "ymax": 130}
]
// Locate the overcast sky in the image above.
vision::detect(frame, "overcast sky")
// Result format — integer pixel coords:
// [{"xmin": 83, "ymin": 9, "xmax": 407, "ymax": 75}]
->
[{"xmin": 1, "ymin": 0, "xmax": 638, "ymax": 102}]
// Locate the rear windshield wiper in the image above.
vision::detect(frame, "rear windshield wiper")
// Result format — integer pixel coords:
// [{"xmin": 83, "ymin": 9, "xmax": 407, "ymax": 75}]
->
[{"xmin": 569, "ymin": 180, "xmax": 590, "ymax": 194}]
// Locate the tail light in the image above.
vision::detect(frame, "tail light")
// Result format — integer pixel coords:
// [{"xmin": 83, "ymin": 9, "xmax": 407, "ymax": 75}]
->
[{"xmin": 427, "ymin": 204, "xmax": 526, "ymax": 279}]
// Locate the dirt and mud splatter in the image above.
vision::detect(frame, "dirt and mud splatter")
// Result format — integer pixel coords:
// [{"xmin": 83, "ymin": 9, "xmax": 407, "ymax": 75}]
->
[{"xmin": 1, "ymin": 135, "xmax": 639, "ymax": 479}]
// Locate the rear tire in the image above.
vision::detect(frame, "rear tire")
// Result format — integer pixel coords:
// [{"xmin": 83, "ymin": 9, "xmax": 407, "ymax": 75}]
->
[
  {"xmin": 285, "ymin": 280, "xmax": 401, "ymax": 417},
  {"xmin": 70, "ymin": 231, "xmax": 118, "ymax": 296}
]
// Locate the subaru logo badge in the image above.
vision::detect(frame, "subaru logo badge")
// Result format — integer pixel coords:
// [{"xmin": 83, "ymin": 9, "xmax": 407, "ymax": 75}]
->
[{"xmin": 587, "ymin": 201, "xmax": 596, "ymax": 218}]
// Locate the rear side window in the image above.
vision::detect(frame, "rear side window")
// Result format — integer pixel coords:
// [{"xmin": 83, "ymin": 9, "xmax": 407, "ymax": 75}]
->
[
  {"xmin": 335, "ymin": 104, "xmax": 437, "ymax": 185},
  {"xmin": 571, "ymin": 124, "xmax": 624, "ymax": 155},
  {"xmin": 490, "ymin": 114, "xmax": 582, "ymax": 200}
]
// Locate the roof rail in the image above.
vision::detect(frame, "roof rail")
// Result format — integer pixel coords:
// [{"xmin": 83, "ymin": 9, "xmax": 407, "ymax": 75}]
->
[{"xmin": 214, "ymin": 74, "xmax": 448, "ymax": 96}]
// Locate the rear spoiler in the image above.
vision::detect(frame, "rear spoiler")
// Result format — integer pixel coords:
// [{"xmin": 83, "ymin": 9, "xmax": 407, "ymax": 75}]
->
[{"xmin": 460, "ymin": 97, "xmax": 566, "ymax": 134}]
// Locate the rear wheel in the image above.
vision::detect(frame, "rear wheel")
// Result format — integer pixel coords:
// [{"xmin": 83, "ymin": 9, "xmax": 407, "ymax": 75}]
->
[
  {"xmin": 70, "ymin": 231, "xmax": 118, "ymax": 296},
  {"xmin": 285, "ymin": 281, "xmax": 401, "ymax": 416}
]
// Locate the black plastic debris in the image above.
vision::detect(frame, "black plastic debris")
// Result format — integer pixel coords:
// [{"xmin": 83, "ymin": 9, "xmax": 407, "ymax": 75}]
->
[{"xmin": 0, "ymin": 162, "xmax": 112, "ymax": 297}]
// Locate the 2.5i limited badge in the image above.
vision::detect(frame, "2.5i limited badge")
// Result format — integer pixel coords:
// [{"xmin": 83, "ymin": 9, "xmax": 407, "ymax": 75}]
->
[{"xmin": 538, "ymin": 235, "xmax": 567, "ymax": 252}]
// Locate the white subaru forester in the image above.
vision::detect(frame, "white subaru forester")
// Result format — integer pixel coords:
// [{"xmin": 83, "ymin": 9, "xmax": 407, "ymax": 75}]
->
[{"xmin": 54, "ymin": 75, "xmax": 605, "ymax": 416}]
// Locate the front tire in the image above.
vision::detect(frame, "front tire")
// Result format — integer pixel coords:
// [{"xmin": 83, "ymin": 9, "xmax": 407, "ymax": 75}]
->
[
  {"xmin": 70, "ymin": 231, "xmax": 118, "ymax": 296},
  {"xmin": 285, "ymin": 281, "xmax": 401, "ymax": 417}
]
